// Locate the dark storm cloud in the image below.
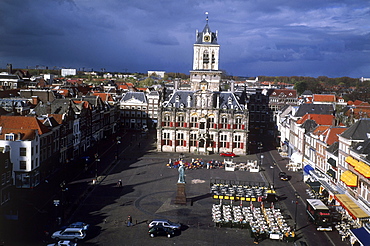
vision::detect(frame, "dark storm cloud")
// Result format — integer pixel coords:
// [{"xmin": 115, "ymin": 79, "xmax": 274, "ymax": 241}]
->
[{"xmin": 0, "ymin": 0, "xmax": 369, "ymax": 77}]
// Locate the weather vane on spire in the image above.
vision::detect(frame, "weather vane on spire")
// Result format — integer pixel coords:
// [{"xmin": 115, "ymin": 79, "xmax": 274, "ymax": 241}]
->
[{"xmin": 205, "ymin": 12, "xmax": 209, "ymax": 23}]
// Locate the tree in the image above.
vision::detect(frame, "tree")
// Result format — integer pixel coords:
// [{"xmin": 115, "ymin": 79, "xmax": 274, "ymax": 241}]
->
[{"xmin": 294, "ymin": 81, "xmax": 308, "ymax": 95}]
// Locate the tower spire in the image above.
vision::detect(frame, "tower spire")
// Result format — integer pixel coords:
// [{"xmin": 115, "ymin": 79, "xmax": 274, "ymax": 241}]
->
[{"xmin": 205, "ymin": 12, "xmax": 209, "ymax": 24}]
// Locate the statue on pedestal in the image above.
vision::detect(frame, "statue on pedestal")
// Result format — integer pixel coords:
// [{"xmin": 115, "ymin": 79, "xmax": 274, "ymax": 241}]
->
[{"xmin": 178, "ymin": 162, "xmax": 185, "ymax": 183}]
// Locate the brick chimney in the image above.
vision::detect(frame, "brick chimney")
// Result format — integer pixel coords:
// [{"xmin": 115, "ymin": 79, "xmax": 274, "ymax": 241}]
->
[{"xmin": 32, "ymin": 96, "xmax": 39, "ymax": 105}]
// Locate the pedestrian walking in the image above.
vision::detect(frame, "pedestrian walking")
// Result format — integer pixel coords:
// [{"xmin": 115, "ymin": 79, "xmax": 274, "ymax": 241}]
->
[
  {"xmin": 127, "ymin": 215, "xmax": 133, "ymax": 227},
  {"xmin": 117, "ymin": 179, "xmax": 122, "ymax": 187},
  {"xmin": 253, "ymin": 230, "xmax": 259, "ymax": 244}
]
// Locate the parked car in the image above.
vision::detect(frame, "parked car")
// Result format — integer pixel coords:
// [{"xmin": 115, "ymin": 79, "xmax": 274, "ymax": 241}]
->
[
  {"xmin": 148, "ymin": 219, "xmax": 181, "ymax": 230},
  {"xmin": 220, "ymin": 152, "xmax": 236, "ymax": 157},
  {"xmin": 148, "ymin": 225, "xmax": 176, "ymax": 238},
  {"xmin": 47, "ymin": 240, "xmax": 77, "ymax": 246},
  {"xmin": 51, "ymin": 228, "xmax": 86, "ymax": 242},
  {"xmin": 279, "ymin": 172, "xmax": 289, "ymax": 181}
]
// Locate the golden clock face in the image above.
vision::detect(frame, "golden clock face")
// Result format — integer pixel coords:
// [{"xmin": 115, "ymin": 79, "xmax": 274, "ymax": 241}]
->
[{"xmin": 204, "ymin": 35, "xmax": 210, "ymax": 42}]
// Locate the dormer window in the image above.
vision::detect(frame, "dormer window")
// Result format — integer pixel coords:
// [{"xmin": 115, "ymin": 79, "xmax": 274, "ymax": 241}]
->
[
  {"xmin": 228, "ymin": 97, "xmax": 232, "ymax": 104},
  {"xmin": 5, "ymin": 134, "xmax": 14, "ymax": 141}
]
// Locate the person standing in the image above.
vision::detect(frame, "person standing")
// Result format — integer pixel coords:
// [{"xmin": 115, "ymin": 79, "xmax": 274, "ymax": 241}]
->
[
  {"xmin": 253, "ymin": 230, "xmax": 259, "ymax": 244},
  {"xmin": 127, "ymin": 215, "xmax": 133, "ymax": 227}
]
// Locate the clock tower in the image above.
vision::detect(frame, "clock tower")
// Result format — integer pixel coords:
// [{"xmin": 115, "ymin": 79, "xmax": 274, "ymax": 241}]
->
[{"xmin": 190, "ymin": 13, "xmax": 222, "ymax": 92}]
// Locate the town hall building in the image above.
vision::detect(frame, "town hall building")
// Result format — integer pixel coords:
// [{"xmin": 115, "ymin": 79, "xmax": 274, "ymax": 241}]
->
[{"xmin": 156, "ymin": 16, "xmax": 249, "ymax": 155}]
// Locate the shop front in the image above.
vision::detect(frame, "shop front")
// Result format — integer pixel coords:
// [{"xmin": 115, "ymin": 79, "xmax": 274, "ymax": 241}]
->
[{"xmin": 334, "ymin": 194, "xmax": 370, "ymax": 226}]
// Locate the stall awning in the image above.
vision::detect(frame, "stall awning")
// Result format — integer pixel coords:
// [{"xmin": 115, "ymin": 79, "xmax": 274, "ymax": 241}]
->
[
  {"xmin": 304, "ymin": 165, "xmax": 314, "ymax": 174},
  {"xmin": 355, "ymin": 161, "xmax": 370, "ymax": 178},
  {"xmin": 350, "ymin": 227, "xmax": 370, "ymax": 246},
  {"xmin": 328, "ymin": 157, "xmax": 336, "ymax": 168},
  {"xmin": 346, "ymin": 156, "xmax": 359, "ymax": 167},
  {"xmin": 335, "ymin": 194, "xmax": 370, "ymax": 220},
  {"xmin": 340, "ymin": 170, "xmax": 358, "ymax": 187},
  {"xmin": 326, "ymin": 169, "xmax": 336, "ymax": 179}
]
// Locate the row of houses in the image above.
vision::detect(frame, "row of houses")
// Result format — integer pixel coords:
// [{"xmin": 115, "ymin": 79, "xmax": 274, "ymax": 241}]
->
[{"xmin": 277, "ymin": 91, "xmax": 370, "ymax": 225}]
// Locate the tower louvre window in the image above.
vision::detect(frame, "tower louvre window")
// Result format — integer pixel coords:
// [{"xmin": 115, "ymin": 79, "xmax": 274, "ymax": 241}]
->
[{"xmin": 203, "ymin": 51, "xmax": 209, "ymax": 64}]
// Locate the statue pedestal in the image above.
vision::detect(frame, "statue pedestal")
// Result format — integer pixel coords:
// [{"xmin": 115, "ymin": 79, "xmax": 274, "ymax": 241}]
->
[{"xmin": 174, "ymin": 183, "xmax": 187, "ymax": 205}]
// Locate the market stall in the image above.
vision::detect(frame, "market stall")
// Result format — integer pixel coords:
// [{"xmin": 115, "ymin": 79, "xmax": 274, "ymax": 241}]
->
[
  {"xmin": 211, "ymin": 203, "xmax": 294, "ymax": 241},
  {"xmin": 210, "ymin": 183, "xmax": 273, "ymax": 202}
]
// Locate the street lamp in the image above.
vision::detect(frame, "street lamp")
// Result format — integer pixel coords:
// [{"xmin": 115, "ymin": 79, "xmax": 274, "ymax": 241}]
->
[
  {"xmin": 116, "ymin": 136, "xmax": 121, "ymax": 160},
  {"xmin": 294, "ymin": 191, "xmax": 300, "ymax": 231},
  {"xmin": 260, "ymin": 155, "xmax": 264, "ymax": 167},
  {"xmin": 270, "ymin": 163, "xmax": 275, "ymax": 189},
  {"xmin": 95, "ymin": 153, "xmax": 100, "ymax": 182}
]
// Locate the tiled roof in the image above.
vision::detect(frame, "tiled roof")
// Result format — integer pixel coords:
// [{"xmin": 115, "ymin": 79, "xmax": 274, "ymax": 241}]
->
[
  {"xmin": 118, "ymin": 85, "xmax": 129, "ymax": 90},
  {"xmin": 0, "ymin": 115, "xmax": 50, "ymax": 137},
  {"xmin": 340, "ymin": 118, "xmax": 370, "ymax": 140},
  {"xmin": 72, "ymin": 100, "xmax": 91, "ymax": 110},
  {"xmin": 353, "ymin": 100, "xmax": 365, "ymax": 106},
  {"xmin": 344, "ymin": 108, "xmax": 370, "ymax": 118},
  {"xmin": 296, "ymin": 114, "xmax": 334, "ymax": 125},
  {"xmin": 47, "ymin": 114, "xmax": 63, "ymax": 124},
  {"xmin": 0, "ymin": 128, "xmax": 36, "ymax": 140},
  {"xmin": 294, "ymin": 104, "xmax": 334, "ymax": 117},
  {"xmin": 55, "ymin": 89, "xmax": 69, "ymax": 97},
  {"xmin": 92, "ymin": 93, "xmax": 114, "ymax": 102},
  {"xmin": 313, "ymin": 94, "xmax": 336, "ymax": 102},
  {"xmin": 323, "ymin": 127, "xmax": 348, "ymax": 145}
]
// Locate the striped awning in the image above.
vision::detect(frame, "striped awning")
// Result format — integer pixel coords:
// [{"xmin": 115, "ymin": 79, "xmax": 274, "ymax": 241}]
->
[
  {"xmin": 335, "ymin": 194, "xmax": 370, "ymax": 220},
  {"xmin": 340, "ymin": 170, "xmax": 358, "ymax": 187},
  {"xmin": 355, "ymin": 161, "xmax": 370, "ymax": 178},
  {"xmin": 345, "ymin": 156, "xmax": 359, "ymax": 167}
]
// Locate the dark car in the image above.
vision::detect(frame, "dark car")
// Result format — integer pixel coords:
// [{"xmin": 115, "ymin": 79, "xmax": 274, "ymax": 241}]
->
[
  {"xmin": 279, "ymin": 172, "xmax": 289, "ymax": 181},
  {"xmin": 148, "ymin": 225, "xmax": 176, "ymax": 238},
  {"xmin": 220, "ymin": 152, "xmax": 236, "ymax": 157},
  {"xmin": 148, "ymin": 219, "xmax": 181, "ymax": 230}
]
